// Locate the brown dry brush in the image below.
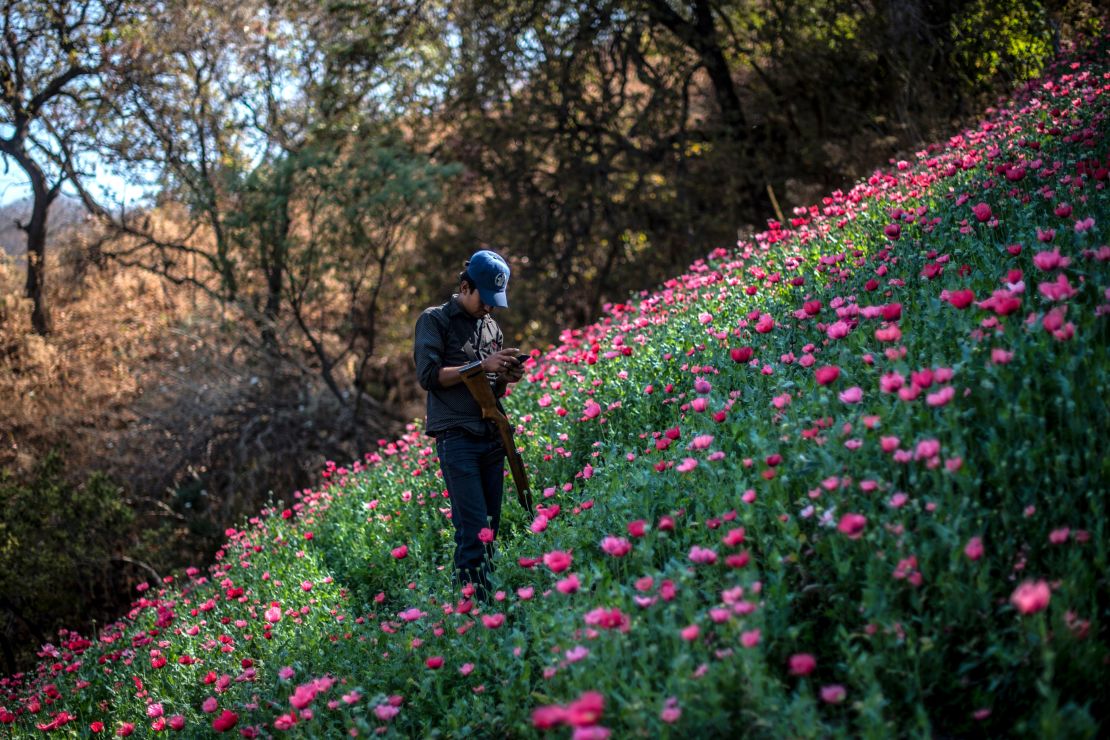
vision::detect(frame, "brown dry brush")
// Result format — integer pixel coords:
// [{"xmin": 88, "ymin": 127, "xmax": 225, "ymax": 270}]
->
[{"xmin": 0, "ymin": 221, "xmax": 410, "ymax": 673}]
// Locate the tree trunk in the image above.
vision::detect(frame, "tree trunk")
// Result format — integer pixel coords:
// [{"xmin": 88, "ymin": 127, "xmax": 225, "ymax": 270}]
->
[
  {"xmin": 17, "ymin": 156, "xmax": 57, "ymax": 335},
  {"xmin": 644, "ymin": 0, "xmax": 772, "ymax": 223}
]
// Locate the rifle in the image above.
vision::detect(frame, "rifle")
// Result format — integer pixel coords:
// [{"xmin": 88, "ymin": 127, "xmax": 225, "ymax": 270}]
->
[{"xmin": 459, "ymin": 359, "xmax": 534, "ymax": 513}]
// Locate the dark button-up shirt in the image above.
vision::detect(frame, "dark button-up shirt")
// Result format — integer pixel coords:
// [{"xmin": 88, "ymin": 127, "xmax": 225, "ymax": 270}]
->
[{"xmin": 413, "ymin": 295, "xmax": 505, "ymax": 437}]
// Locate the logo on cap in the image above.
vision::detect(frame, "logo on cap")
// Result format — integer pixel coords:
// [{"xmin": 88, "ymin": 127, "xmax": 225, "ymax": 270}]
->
[{"xmin": 494, "ymin": 272, "xmax": 506, "ymax": 288}]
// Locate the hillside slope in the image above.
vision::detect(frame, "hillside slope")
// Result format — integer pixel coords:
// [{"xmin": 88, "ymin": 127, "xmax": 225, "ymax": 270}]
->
[{"xmin": 2, "ymin": 37, "xmax": 1108, "ymax": 738}]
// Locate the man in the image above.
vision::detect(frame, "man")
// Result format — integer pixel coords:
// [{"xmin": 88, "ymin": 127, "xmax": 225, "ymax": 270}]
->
[{"xmin": 413, "ymin": 249, "xmax": 524, "ymax": 600}]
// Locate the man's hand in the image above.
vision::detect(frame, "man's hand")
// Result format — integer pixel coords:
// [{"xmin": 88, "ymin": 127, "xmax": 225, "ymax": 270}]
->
[
  {"xmin": 481, "ymin": 348, "xmax": 522, "ymax": 377},
  {"xmin": 501, "ymin": 359, "xmax": 525, "ymax": 383}
]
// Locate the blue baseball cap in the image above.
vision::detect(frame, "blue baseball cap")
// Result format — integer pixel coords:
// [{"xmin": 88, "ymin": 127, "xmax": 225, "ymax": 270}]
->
[{"xmin": 466, "ymin": 249, "xmax": 510, "ymax": 308}]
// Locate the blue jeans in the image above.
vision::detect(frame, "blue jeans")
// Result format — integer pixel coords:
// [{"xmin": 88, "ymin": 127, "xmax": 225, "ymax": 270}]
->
[{"xmin": 435, "ymin": 427, "xmax": 505, "ymax": 598}]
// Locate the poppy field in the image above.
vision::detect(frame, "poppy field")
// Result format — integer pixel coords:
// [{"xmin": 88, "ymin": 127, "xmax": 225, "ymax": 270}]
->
[{"xmin": 3, "ymin": 35, "xmax": 1109, "ymax": 739}]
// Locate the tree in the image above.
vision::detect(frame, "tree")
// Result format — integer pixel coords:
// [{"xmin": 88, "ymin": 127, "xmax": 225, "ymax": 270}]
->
[
  {"xmin": 55, "ymin": 0, "xmax": 452, "ymax": 432},
  {"xmin": 0, "ymin": 0, "xmax": 138, "ymax": 334}
]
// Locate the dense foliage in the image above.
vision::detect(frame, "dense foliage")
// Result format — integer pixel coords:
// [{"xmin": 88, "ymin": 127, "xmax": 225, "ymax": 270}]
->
[
  {"xmin": 2, "ymin": 29, "xmax": 1109, "ymax": 740},
  {"xmin": 0, "ymin": 454, "xmax": 133, "ymax": 674}
]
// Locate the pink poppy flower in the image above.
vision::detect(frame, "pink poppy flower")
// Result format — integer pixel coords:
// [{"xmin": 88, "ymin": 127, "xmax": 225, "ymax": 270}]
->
[
  {"xmin": 680, "ymin": 624, "xmax": 700, "ymax": 641},
  {"xmin": 543, "ymin": 550, "xmax": 573, "ymax": 573},
  {"xmin": 583, "ymin": 607, "xmax": 630, "ymax": 632},
  {"xmin": 991, "ymin": 348, "xmax": 1014, "ymax": 364},
  {"xmin": 1038, "ymin": 273, "xmax": 1077, "ymax": 301},
  {"xmin": 827, "ymin": 320, "xmax": 851, "ymax": 339},
  {"xmin": 201, "ymin": 697, "xmax": 219, "ymax": 713},
  {"xmin": 709, "ymin": 607, "xmax": 731, "ymax": 624},
  {"xmin": 875, "ymin": 323, "xmax": 902, "ymax": 342},
  {"xmin": 926, "ymin": 386, "xmax": 955, "ymax": 407},
  {"xmin": 478, "ymin": 527, "xmax": 495, "ymax": 543},
  {"xmin": 375, "ymin": 704, "xmax": 400, "ymax": 721},
  {"xmin": 1010, "ymin": 580, "xmax": 1051, "ymax": 614},
  {"xmin": 880, "ymin": 372, "xmax": 905, "ymax": 393},
  {"xmin": 531, "ymin": 705, "xmax": 568, "ymax": 729},
  {"xmin": 391, "ymin": 545, "xmax": 409, "ymax": 559},
  {"xmin": 425, "ymin": 656, "xmax": 444, "ymax": 669},
  {"xmin": 945, "ymin": 289, "xmax": 976, "ymax": 308},
  {"xmin": 289, "ymin": 684, "xmax": 317, "ymax": 709},
  {"xmin": 600, "ymin": 536, "xmax": 632, "ymax": 557},
  {"xmin": 741, "ymin": 629, "xmax": 761, "ymax": 647},
  {"xmin": 583, "ymin": 400, "xmax": 601, "ymax": 419},
  {"xmin": 789, "ymin": 653, "xmax": 816, "ymax": 676},
  {"xmin": 264, "ymin": 603, "xmax": 282, "ymax": 623},
  {"xmin": 627, "ymin": 519, "xmax": 647, "ymax": 537},
  {"xmin": 557, "ymin": 574, "xmax": 581, "ymax": 594},
  {"xmin": 566, "ymin": 692, "xmax": 605, "ymax": 727},
  {"xmin": 722, "ymin": 527, "xmax": 745, "ymax": 547},
  {"xmin": 211, "ymin": 710, "xmax": 238, "ymax": 733},
  {"xmin": 731, "ymin": 346, "xmax": 754, "ymax": 362},
  {"xmin": 531, "ymin": 514, "xmax": 549, "ymax": 533},
  {"xmin": 481, "ymin": 613, "xmax": 505, "ymax": 629},
  {"xmin": 676, "ymin": 457, "xmax": 699, "ymax": 473},
  {"xmin": 1033, "ymin": 248, "xmax": 1071, "ymax": 271},
  {"xmin": 972, "ymin": 202, "xmax": 992, "ymax": 222},
  {"xmin": 837, "ymin": 513, "xmax": 867, "ymax": 539},
  {"xmin": 815, "ymin": 365, "xmax": 840, "ymax": 385},
  {"xmin": 688, "ymin": 434, "xmax": 715, "ymax": 450},
  {"xmin": 565, "ymin": 645, "xmax": 590, "ymax": 663},
  {"xmin": 688, "ymin": 546, "xmax": 718, "ymax": 564},
  {"xmin": 838, "ymin": 386, "xmax": 863, "ymax": 404},
  {"xmin": 914, "ymin": 439, "xmax": 941, "ymax": 460},
  {"xmin": 911, "ymin": 368, "xmax": 934, "ymax": 388},
  {"xmin": 821, "ymin": 684, "xmax": 847, "ymax": 704},
  {"xmin": 977, "ymin": 289, "xmax": 1022, "ymax": 316}
]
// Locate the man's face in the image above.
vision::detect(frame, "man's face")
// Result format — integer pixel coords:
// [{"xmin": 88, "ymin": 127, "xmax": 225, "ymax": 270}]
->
[{"xmin": 459, "ymin": 282, "xmax": 495, "ymax": 318}]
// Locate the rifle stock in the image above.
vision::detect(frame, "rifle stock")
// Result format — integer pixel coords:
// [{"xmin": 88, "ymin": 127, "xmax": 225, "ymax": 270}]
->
[{"xmin": 459, "ymin": 360, "xmax": 534, "ymax": 513}]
